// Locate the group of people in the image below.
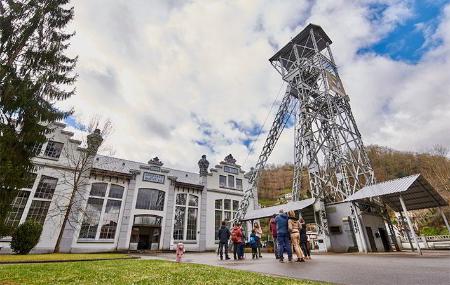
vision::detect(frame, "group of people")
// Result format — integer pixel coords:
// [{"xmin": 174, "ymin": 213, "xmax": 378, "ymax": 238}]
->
[
  {"xmin": 217, "ymin": 221, "xmax": 263, "ymax": 260},
  {"xmin": 216, "ymin": 209, "xmax": 311, "ymax": 263},
  {"xmin": 270, "ymin": 209, "xmax": 311, "ymax": 262}
]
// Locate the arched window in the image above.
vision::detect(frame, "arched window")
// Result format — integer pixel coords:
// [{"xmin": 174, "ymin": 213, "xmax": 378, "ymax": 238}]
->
[
  {"xmin": 135, "ymin": 189, "xmax": 165, "ymax": 211},
  {"xmin": 173, "ymin": 193, "xmax": 199, "ymax": 241}
]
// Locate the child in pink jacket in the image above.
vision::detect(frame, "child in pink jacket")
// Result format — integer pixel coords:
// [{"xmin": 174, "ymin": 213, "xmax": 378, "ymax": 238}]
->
[{"xmin": 176, "ymin": 242, "xmax": 185, "ymax": 262}]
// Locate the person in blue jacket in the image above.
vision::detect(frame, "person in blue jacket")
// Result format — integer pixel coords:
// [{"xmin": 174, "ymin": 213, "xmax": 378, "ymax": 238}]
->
[{"xmin": 275, "ymin": 209, "xmax": 292, "ymax": 262}]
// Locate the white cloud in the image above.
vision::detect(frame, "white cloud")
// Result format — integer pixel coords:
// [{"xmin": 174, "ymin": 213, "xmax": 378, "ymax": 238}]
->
[{"xmin": 61, "ymin": 0, "xmax": 450, "ymax": 173}]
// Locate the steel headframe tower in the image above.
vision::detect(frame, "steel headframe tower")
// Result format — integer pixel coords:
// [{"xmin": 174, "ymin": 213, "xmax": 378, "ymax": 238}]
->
[{"xmin": 234, "ymin": 24, "xmax": 374, "ymax": 249}]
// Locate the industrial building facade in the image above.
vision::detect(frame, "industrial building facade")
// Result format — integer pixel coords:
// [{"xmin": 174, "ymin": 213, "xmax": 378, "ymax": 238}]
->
[{"xmin": 0, "ymin": 123, "xmax": 252, "ymax": 253}]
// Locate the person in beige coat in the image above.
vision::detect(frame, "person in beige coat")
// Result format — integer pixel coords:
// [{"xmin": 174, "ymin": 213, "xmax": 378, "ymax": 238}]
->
[{"xmin": 288, "ymin": 210, "xmax": 305, "ymax": 262}]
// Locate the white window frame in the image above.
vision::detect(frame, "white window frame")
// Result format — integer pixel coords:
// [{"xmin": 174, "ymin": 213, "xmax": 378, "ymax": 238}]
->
[{"xmin": 172, "ymin": 192, "xmax": 200, "ymax": 242}]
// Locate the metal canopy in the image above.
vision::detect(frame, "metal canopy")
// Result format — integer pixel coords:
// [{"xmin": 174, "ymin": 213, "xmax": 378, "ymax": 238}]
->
[
  {"xmin": 344, "ymin": 174, "xmax": 448, "ymax": 211},
  {"xmin": 269, "ymin": 23, "xmax": 332, "ymax": 62},
  {"xmin": 243, "ymin": 197, "xmax": 316, "ymax": 221}
]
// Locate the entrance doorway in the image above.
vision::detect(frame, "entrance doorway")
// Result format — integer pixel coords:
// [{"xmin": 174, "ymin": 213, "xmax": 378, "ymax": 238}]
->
[
  {"xmin": 130, "ymin": 215, "xmax": 162, "ymax": 251},
  {"xmin": 378, "ymin": 228, "xmax": 391, "ymax": 252},
  {"xmin": 365, "ymin": 227, "xmax": 378, "ymax": 252}
]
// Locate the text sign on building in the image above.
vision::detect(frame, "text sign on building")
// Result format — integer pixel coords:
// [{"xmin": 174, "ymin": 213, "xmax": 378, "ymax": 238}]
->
[
  {"xmin": 224, "ymin": 166, "xmax": 238, "ymax": 174},
  {"xmin": 143, "ymin": 172, "xmax": 165, "ymax": 184}
]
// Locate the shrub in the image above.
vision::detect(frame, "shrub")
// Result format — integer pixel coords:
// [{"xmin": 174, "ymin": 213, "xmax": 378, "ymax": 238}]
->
[{"xmin": 10, "ymin": 221, "xmax": 43, "ymax": 254}]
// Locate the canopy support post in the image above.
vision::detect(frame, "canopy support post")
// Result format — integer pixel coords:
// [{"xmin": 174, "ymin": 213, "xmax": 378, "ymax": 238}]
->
[
  {"xmin": 399, "ymin": 211, "xmax": 413, "ymax": 251},
  {"xmin": 438, "ymin": 207, "xmax": 450, "ymax": 234},
  {"xmin": 399, "ymin": 195, "xmax": 422, "ymax": 255}
]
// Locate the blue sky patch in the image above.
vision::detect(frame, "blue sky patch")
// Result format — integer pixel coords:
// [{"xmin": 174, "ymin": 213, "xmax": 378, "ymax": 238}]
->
[
  {"xmin": 65, "ymin": 116, "xmax": 86, "ymax": 131},
  {"xmin": 359, "ymin": 1, "xmax": 445, "ymax": 63}
]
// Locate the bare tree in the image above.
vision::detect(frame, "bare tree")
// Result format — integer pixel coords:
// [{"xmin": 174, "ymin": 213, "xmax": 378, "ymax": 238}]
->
[{"xmin": 50, "ymin": 117, "xmax": 114, "ymax": 253}]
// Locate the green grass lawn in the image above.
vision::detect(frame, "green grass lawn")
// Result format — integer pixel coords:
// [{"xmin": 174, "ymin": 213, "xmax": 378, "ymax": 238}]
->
[
  {"xmin": 0, "ymin": 259, "xmax": 326, "ymax": 285},
  {"xmin": 0, "ymin": 253, "xmax": 130, "ymax": 263}
]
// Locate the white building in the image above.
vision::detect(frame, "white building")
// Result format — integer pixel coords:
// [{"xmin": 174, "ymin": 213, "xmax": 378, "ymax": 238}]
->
[{"xmin": 0, "ymin": 123, "xmax": 253, "ymax": 253}]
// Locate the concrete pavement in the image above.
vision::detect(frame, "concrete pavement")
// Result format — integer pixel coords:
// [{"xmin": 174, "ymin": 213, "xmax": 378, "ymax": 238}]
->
[{"xmin": 136, "ymin": 250, "xmax": 450, "ymax": 285}]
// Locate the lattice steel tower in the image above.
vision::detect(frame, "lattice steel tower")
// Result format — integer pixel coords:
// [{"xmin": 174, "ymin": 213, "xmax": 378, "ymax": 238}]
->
[{"xmin": 235, "ymin": 24, "xmax": 374, "ymax": 246}]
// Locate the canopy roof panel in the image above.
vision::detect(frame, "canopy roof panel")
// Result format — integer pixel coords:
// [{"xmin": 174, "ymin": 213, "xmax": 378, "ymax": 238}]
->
[
  {"xmin": 344, "ymin": 174, "xmax": 448, "ymax": 211},
  {"xmin": 243, "ymin": 198, "xmax": 315, "ymax": 221}
]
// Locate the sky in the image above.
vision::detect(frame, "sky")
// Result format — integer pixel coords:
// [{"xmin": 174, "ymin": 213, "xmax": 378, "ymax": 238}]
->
[{"xmin": 61, "ymin": 0, "xmax": 450, "ymax": 173}]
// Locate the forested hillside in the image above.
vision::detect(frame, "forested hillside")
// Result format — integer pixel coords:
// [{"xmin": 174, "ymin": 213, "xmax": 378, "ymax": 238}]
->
[{"xmin": 257, "ymin": 145, "xmax": 450, "ymax": 233}]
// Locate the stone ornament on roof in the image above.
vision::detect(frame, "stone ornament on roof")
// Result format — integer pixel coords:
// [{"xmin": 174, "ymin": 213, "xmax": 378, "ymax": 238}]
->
[
  {"xmin": 224, "ymin": 154, "xmax": 236, "ymax": 165},
  {"xmin": 148, "ymin": 156, "xmax": 163, "ymax": 166},
  {"xmin": 198, "ymin": 155, "xmax": 209, "ymax": 177}
]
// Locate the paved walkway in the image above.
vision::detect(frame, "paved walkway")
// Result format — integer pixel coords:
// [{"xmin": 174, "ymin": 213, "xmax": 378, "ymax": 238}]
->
[{"xmin": 136, "ymin": 250, "xmax": 450, "ymax": 285}]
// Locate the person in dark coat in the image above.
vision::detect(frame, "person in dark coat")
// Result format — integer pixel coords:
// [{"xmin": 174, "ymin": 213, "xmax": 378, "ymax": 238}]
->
[
  {"xmin": 300, "ymin": 223, "xmax": 311, "ymax": 259},
  {"xmin": 275, "ymin": 209, "xmax": 292, "ymax": 262},
  {"xmin": 218, "ymin": 221, "xmax": 231, "ymax": 260}
]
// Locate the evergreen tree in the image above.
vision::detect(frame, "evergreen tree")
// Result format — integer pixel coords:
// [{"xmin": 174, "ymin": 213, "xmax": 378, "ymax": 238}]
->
[{"xmin": 0, "ymin": 0, "xmax": 77, "ymax": 237}]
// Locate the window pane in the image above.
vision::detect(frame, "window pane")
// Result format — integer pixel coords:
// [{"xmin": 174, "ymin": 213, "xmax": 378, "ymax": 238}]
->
[
  {"xmin": 176, "ymin": 193, "xmax": 187, "ymax": 206},
  {"xmin": 90, "ymin": 183, "xmax": 107, "ymax": 197},
  {"xmin": 109, "ymin": 184, "xmax": 124, "ymax": 199},
  {"xmin": 79, "ymin": 198, "xmax": 103, "ymax": 239},
  {"xmin": 26, "ymin": 200, "xmax": 51, "ymax": 225},
  {"xmin": 224, "ymin": 199, "xmax": 231, "ymax": 210},
  {"xmin": 99, "ymin": 200, "xmax": 122, "ymax": 239},
  {"xmin": 6, "ymin": 191, "xmax": 30, "ymax": 227},
  {"xmin": 233, "ymin": 200, "xmax": 239, "ymax": 211},
  {"xmin": 228, "ymin": 175, "xmax": 234, "ymax": 188},
  {"xmin": 215, "ymin": 210, "xmax": 222, "ymax": 240},
  {"xmin": 31, "ymin": 143, "xmax": 43, "ymax": 156},
  {"xmin": 44, "ymin": 141, "xmax": 64, "ymax": 158},
  {"xmin": 186, "ymin": 208, "xmax": 198, "ymax": 240},
  {"xmin": 134, "ymin": 215, "xmax": 162, "ymax": 226},
  {"xmin": 34, "ymin": 176, "xmax": 58, "ymax": 200},
  {"xmin": 215, "ymin": 199, "xmax": 222, "ymax": 210},
  {"xmin": 219, "ymin": 175, "xmax": 226, "ymax": 187},
  {"xmin": 224, "ymin": 211, "xmax": 231, "ymax": 222},
  {"xmin": 135, "ymin": 189, "xmax": 165, "ymax": 211},
  {"xmin": 236, "ymin": 178, "xmax": 243, "ymax": 190},
  {"xmin": 173, "ymin": 206, "xmax": 186, "ymax": 240},
  {"xmin": 188, "ymin": 195, "xmax": 198, "ymax": 207}
]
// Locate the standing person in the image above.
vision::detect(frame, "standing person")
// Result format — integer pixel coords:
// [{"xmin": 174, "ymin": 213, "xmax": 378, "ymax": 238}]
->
[
  {"xmin": 300, "ymin": 223, "xmax": 311, "ymax": 260},
  {"xmin": 269, "ymin": 214, "xmax": 278, "ymax": 259},
  {"xmin": 254, "ymin": 222, "xmax": 263, "ymax": 258},
  {"xmin": 238, "ymin": 223, "xmax": 245, "ymax": 259},
  {"xmin": 275, "ymin": 209, "xmax": 292, "ymax": 262},
  {"xmin": 231, "ymin": 223, "xmax": 243, "ymax": 260},
  {"xmin": 288, "ymin": 211, "xmax": 305, "ymax": 262},
  {"xmin": 249, "ymin": 230, "xmax": 258, "ymax": 259},
  {"xmin": 218, "ymin": 221, "xmax": 231, "ymax": 260},
  {"xmin": 175, "ymin": 242, "xmax": 185, "ymax": 262}
]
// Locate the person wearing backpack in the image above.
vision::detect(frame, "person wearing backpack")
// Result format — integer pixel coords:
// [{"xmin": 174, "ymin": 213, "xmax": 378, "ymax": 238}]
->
[
  {"xmin": 249, "ymin": 230, "xmax": 258, "ymax": 259},
  {"xmin": 269, "ymin": 214, "xmax": 278, "ymax": 259},
  {"xmin": 275, "ymin": 209, "xmax": 292, "ymax": 262},
  {"xmin": 231, "ymin": 223, "xmax": 243, "ymax": 260},
  {"xmin": 218, "ymin": 221, "xmax": 231, "ymax": 260}
]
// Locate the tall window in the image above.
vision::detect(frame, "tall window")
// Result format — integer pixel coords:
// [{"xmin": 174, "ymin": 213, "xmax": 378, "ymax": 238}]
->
[
  {"xmin": 79, "ymin": 183, "xmax": 124, "ymax": 240},
  {"xmin": 135, "ymin": 189, "xmax": 165, "ymax": 211},
  {"xmin": 215, "ymin": 199, "xmax": 240, "ymax": 239},
  {"xmin": 227, "ymin": 175, "xmax": 235, "ymax": 188},
  {"xmin": 6, "ymin": 191, "xmax": 30, "ymax": 227},
  {"xmin": 34, "ymin": 176, "xmax": 58, "ymax": 199},
  {"xmin": 173, "ymin": 193, "xmax": 199, "ymax": 241},
  {"xmin": 26, "ymin": 175, "xmax": 58, "ymax": 225},
  {"xmin": 236, "ymin": 178, "xmax": 243, "ymax": 190},
  {"xmin": 219, "ymin": 175, "xmax": 226, "ymax": 187},
  {"xmin": 44, "ymin": 141, "xmax": 64, "ymax": 159}
]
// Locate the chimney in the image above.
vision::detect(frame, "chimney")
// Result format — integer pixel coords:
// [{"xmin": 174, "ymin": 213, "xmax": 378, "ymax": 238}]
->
[{"xmin": 86, "ymin": 129, "xmax": 103, "ymax": 156}]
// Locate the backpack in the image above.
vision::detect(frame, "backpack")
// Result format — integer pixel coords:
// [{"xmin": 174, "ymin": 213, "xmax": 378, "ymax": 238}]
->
[
  {"xmin": 231, "ymin": 227, "xmax": 239, "ymax": 243},
  {"xmin": 249, "ymin": 236, "xmax": 257, "ymax": 248}
]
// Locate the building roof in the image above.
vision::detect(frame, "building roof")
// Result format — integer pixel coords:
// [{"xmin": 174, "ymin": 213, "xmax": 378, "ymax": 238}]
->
[
  {"xmin": 269, "ymin": 23, "xmax": 332, "ymax": 63},
  {"xmin": 243, "ymin": 198, "xmax": 316, "ymax": 221},
  {"xmin": 344, "ymin": 174, "xmax": 448, "ymax": 211}
]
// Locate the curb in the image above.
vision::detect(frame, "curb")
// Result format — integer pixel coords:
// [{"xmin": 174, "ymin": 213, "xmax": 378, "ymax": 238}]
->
[{"xmin": 0, "ymin": 256, "xmax": 139, "ymax": 265}]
